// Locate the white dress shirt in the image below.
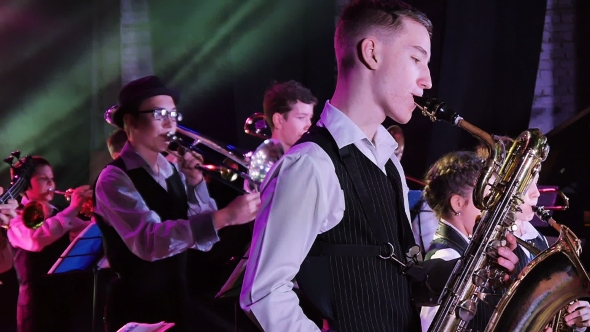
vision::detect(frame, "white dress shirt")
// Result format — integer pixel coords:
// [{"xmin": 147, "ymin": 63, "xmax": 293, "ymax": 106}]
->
[
  {"xmin": 94, "ymin": 142, "xmax": 220, "ymax": 262},
  {"xmin": 412, "ymin": 201, "xmax": 439, "ymax": 252},
  {"xmin": 8, "ymin": 197, "xmax": 88, "ymax": 252},
  {"xmin": 240, "ymin": 101, "xmax": 411, "ymax": 331}
]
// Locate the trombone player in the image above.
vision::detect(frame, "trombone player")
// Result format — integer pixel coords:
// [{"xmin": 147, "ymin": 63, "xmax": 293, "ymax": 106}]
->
[
  {"xmin": 94, "ymin": 75, "xmax": 260, "ymax": 331},
  {"xmin": 218, "ymin": 79, "xmax": 317, "ymax": 291},
  {"xmin": 7, "ymin": 156, "xmax": 93, "ymax": 332},
  {"xmin": 261, "ymin": 80, "xmax": 317, "ymax": 152}
]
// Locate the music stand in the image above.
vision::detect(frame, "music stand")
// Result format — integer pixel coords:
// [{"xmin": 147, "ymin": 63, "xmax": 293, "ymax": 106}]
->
[
  {"xmin": 216, "ymin": 254, "xmax": 248, "ymax": 300},
  {"xmin": 408, "ymin": 190, "xmax": 423, "ymax": 210},
  {"xmin": 48, "ymin": 222, "xmax": 107, "ymax": 332}
]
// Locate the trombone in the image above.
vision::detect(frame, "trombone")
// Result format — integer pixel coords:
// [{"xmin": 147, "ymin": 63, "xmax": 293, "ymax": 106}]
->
[
  {"xmin": 244, "ymin": 113, "xmax": 271, "ymax": 139},
  {"xmin": 104, "ymin": 105, "xmax": 282, "ymax": 194},
  {"xmin": 166, "ymin": 125, "xmax": 283, "ymax": 193}
]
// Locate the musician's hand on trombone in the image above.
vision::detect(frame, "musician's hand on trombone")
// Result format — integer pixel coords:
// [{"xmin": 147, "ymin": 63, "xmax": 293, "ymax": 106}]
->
[
  {"xmin": 178, "ymin": 149, "xmax": 205, "ymax": 186},
  {"xmin": 212, "ymin": 192, "xmax": 261, "ymax": 230},
  {"xmin": 0, "ymin": 187, "xmax": 18, "ymax": 227}
]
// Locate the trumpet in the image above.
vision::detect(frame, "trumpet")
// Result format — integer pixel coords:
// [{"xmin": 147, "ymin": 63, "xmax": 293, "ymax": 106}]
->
[
  {"xmin": 50, "ymin": 188, "xmax": 94, "ymax": 218},
  {"xmin": 21, "ymin": 188, "xmax": 94, "ymax": 229}
]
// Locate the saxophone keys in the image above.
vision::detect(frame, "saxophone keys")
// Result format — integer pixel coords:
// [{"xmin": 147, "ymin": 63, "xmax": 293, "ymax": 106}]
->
[{"xmin": 457, "ymin": 299, "xmax": 478, "ymax": 321}]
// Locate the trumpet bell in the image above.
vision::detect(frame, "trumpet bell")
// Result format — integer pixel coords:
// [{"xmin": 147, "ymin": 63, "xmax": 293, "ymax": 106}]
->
[
  {"xmin": 247, "ymin": 139, "xmax": 284, "ymax": 192},
  {"xmin": 244, "ymin": 113, "xmax": 271, "ymax": 139},
  {"xmin": 21, "ymin": 201, "xmax": 45, "ymax": 229}
]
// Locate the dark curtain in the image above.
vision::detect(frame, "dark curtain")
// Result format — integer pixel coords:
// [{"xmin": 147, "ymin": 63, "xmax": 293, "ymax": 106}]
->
[
  {"xmin": 147, "ymin": 3, "xmax": 336, "ymax": 329},
  {"xmin": 428, "ymin": 0, "xmax": 547, "ymax": 165},
  {"xmin": 397, "ymin": 0, "xmax": 548, "ymax": 180}
]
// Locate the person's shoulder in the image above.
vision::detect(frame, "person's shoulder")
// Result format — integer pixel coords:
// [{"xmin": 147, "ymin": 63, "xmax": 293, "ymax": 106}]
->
[
  {"xmin": 285, "ymin": 142, "xmax": 335, "ymax": 170},
  {"xmin": 96, "ymin": 164, "xmax": 128, "ymax": 187}
]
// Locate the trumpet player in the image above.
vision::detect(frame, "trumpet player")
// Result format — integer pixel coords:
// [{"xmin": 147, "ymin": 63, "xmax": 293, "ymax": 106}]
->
[
  {"xmin": 94, "ymin": 75, "xmax": 260, "ymax": 331},
  {"xmin": 6, "ymin": 156, "xmax": 94, "ymax": 332}
]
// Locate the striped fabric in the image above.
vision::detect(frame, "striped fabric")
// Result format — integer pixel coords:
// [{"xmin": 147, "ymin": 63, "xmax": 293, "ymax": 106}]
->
[{"xmin": 297, "ymin": 126, "xmax": 420, "ymax": 332}]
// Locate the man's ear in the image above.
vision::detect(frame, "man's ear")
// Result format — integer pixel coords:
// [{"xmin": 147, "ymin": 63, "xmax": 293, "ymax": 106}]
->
[
  {"xmin": 272, "ymin": 112, "xmax": 284, "ymax": 131},
  {"xmin": 358, "ymin": 37, "xmax": 378, "ymax": 70}
]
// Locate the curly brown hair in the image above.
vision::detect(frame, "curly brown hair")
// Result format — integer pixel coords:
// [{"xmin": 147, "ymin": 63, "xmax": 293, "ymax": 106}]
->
[{"xmin": 423, "ymin": 151, "xmax": 484, "ymax": 220}]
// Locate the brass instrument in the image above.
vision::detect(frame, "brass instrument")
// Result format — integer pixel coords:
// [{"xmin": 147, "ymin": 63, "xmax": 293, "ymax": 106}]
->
[
  {"xmin": 167, "ymin": 126, "xmax": 283, "ymax": 193},
  {"xmin": 244, "ymin": 113, "xmax": 271, "ymax": 139},
  {"xmin": 104, "ymin": 106, "xmax": 283, "ymax": 193},
  {"xmin": 415, "ymin": 97, "xmax": 551, "ymax": 332},
  {"xmin": 51, "ymin": 188, "xmax": 94, "ymax": 218},
  {"xmin": 21, "ymin": 188, "xmax": 94, "ymax": 229},
  {"xmin": 485, "ymin": 206, "xmax": 589, "ymax": 332},
  {"xmin": 507, "ymin": 193, "xmax": 577, "ymax": 332},
  {"xmin": 514, "ymin": 188, "xmax": 569, "ymax": 255}
]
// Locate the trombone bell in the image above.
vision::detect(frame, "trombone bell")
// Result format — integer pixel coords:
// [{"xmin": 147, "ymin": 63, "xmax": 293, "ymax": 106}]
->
[
  {"xmin": 244, "ymin": 113, "xmax": 271, "ymax": 139},
  {"xmin": 247, "ymin": 139, "xmax": 284, "ymax": 192}
]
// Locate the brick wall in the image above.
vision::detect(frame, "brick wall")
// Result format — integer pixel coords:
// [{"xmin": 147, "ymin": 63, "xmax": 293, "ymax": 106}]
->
[{"xmin": 529, "ymin": 0, "xmax": 576, "ymax": 134}]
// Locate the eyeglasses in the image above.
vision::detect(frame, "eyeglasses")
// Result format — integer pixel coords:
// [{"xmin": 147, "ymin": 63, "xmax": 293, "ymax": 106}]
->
[{"xmin": 134, "ymin": 109, "xmax": 183, "ymax": 122}]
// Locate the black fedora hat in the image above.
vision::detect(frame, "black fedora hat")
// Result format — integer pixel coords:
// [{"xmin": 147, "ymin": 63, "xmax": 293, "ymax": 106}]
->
[{"xmin": 111, "ymin": 75, "xmax": 180, "ymax": 128}]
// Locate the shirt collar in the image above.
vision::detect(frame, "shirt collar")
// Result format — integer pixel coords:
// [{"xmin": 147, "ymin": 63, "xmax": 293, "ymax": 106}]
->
[
  {"xmin": 440, "ymin": 219, "xmax": 471, "ymax": 242},
  {"xmin": 317, "ymin": 101, "xmax": 398, "ymax": 163},
  {"xmin": 515, "ymin": 220, "xmax": 541, "ymax": 240},
  {"xmin": 118, "ymin": 141, "xmax": 174, "ymax": 178}
]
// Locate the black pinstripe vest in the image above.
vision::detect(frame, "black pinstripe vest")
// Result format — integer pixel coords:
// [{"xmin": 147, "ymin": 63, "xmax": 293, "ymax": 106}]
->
[{"xmin": 295, "ymin": 126, "xmax": 420, "ymax": 332}]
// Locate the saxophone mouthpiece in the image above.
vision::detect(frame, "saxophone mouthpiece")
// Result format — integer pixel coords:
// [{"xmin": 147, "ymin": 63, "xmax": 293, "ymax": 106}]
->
[{"xmin": 413, "ymin": 96, "xmax": 462, "ymax": 125}]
